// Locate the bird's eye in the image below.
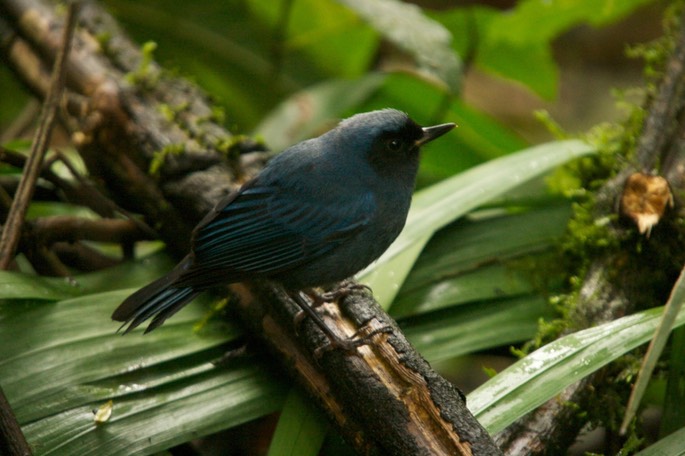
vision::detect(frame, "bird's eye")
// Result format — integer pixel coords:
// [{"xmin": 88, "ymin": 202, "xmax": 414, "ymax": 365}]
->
[{"xmin": 386, "ymin": 138, "xmax": 402, "ymax": 152}]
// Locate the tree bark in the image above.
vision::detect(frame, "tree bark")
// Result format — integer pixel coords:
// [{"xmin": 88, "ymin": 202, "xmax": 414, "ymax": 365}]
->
[{"xmin": 0, "ymin": 1, "xmax": 500, "ymax": 454}]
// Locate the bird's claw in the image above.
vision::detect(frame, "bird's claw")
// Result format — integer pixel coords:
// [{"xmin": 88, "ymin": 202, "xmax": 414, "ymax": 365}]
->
[{"xmin": 313, "ymin": 324, "xmax": 393, "ymax": 359}]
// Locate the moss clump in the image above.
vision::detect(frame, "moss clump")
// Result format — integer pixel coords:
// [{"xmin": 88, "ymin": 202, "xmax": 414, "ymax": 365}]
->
[
  {"xmin": 149, "ymin": 143, "xmax": 185, "ymax": 176},
  {"xmin": 158, "ymin": 102, "xmax": 191, "ymax": 123},
  {"xmin": 125, "ymin": 41, "xmax": 160, "ymax": 90}
]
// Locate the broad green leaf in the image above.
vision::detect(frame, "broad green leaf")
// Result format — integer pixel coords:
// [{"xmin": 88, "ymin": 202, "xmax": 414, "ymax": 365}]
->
[
  {"xmin": 394, "ymin": 264, "xmax": 536, "ymax": 317},
  {"xmin": 359, "ymin": 139, "xmax": 595, "ymax": 307},
  {"xmin": 433, "ymin": 5, "xmax": 558, "ymax": 98},
  {"xmin": 469, "ymin": 304, "xmax": 685, "ymax": 434},
  {"xmin": 0, "ymin": 250, "xmax": 173, "ymax": 301},
  {"xmin": 339, "ymin": 0, "xmax": 462, "ymax": 93},
  {"xmin": 0, "ymin": 272, "xmax": 285, "ymax": 454},
  {"xmin": 430, "ymin": 6, "xmax": 495, "ymax": 62},
  {"xmin": 635, "ymin": 426, "xmax": 685, "ymax": 456},
  {"xmin": 404, "ymin": 296, "xmax": 552, "ymax": 363},
  {"xmin": 392, "ymin": 201, "xmax": 570, "ymax": 317},
  {"xmin": 267, "ymin": 389, "xmax": 328, "ymax": 456},
  {"xmin": 489, "ymin": 0, "xmax": 656, "ymax": 45},
  {"xmin": 435, "ymin": 0, "xmax": 654, "ymax": 98},
  {"xmin": 70, "ymin": 249, "xmax": 173, "ymax": 292},
  {"xmin": 478, "ymin": 39, "xmax": 558, "ymax": 100},
  {"xmin": 23, "ymin": 362, "xmax": 283, "ymax": 456},
  {"xmin": 442, "ymin": 99, "xmax": 529, "ymax": 162},
  {"xmin": 0, "ymin": 270, "xmax": 80, "ymax": 301},
  {"xmin": 483, "ymin": 0, "xmax": 654, "ymax": 98}
]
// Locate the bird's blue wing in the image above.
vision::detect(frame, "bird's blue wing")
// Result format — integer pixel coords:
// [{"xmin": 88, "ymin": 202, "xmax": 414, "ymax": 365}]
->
[{"xmin": 177, "ymin": 182, "xmax": 374, "ymax": 287}]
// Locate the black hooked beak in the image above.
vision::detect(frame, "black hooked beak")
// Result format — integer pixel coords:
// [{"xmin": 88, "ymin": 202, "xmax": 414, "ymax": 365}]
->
[{"xmin": 415, "ymin": 123, "xmax": 456, "ymax": 147}]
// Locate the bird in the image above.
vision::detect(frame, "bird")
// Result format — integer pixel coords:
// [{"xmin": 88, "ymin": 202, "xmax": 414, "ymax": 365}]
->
[{"xmin": 112, "ymin": 109, "xmax": 455, "ymax": 341}]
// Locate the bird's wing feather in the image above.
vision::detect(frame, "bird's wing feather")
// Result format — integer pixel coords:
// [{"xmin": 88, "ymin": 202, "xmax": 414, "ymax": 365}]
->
[{"xmin": 176, "ymin": 182, "xmax": 374, "ymax": 287}]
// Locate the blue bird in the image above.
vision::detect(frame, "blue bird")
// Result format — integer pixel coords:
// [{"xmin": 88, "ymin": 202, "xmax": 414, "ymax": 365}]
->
[{"xmin": 112, "ymin": 109, "xmax": 455, "ymax": 339}]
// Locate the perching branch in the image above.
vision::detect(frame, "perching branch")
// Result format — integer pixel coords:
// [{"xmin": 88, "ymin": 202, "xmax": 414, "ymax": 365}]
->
[{"xmin": 0, "ymin": 1, "xmax": 500, "ymax": 454}]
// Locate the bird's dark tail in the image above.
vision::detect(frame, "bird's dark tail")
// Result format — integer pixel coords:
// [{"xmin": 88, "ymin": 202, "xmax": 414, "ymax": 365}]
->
[{"xmin": 112, "ymin": 256, "xmax": 200, "ymax": 334}]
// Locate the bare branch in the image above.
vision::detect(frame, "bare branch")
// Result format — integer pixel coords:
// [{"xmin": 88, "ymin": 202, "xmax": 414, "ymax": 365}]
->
[{"xmin": 0, "ymin": 1, "xmax": 79, "ymax": 269}]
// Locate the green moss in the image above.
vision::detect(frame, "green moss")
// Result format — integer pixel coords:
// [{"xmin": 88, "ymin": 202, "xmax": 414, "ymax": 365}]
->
[
  {"xmin": 149, "ymin": 143, "xmax": 185, "ymax": 176},
  {"xmin": 125, "ymin": 41, "xmax": 160, "ymax": 90},
  {"xmin": 95, "ymin": 31, "xmax": 112, "ymax": 51},
  {"xmin": 627, "ymin": 2, "xmax": 683, "ymax": 85},
  {"xmin": 157, "ymin": 102, "xmax": 190, "ymax": 123},
  {"xmin": 213, "ymin": 135, "xmax": 244, "ymax": 157},
  {"xmin": 534, "ymin": 110, "xmax": 569, "ymax": 140},
  {"xmin": 210, "ymin": 106, "xmax": 226, "ymax": 125}
]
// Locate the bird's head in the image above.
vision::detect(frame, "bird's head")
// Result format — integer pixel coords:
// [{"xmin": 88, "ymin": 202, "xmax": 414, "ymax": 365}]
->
[{"xmin": 336, "ymin": 109, "xmax": 455, "ymax": 177}]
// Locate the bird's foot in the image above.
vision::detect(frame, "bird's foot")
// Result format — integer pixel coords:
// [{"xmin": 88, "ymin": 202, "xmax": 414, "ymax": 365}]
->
[
  {"xmin": 287, "ymin": 291, "xmax": 392, "ymax": 357},
  {"xmin": 313, "ymin": 323, "xmax": 393, "ymax": 359},
  {"xmin": 294, "ymin": 282, "xmax": 372, "ymax": 330}
]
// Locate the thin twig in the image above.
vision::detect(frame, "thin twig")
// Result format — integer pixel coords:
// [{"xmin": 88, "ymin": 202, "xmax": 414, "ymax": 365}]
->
[
  {"xmin": 0, "ymin": 1, "xmax": 80, "ymax": 269},
  {"xmin": 50, "ymin": 150, "xmax": 156, "ymax": 237},
  {"xmin": 29, "ymin": 216, "xmax": 154, "ymax": 245}
]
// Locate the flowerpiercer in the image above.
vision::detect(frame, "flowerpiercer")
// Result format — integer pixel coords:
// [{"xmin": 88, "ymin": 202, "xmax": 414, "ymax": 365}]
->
[{"xmin": 112, "ymin": 109, "xmax": 455, "ymax": 338}]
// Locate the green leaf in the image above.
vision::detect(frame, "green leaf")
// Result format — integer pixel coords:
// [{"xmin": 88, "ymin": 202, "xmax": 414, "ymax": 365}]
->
[
  {"xmin": 69, "ymin": 249, "xmax": 174, "ymax": 292},
  {"xmin": 481, "ymin": 0, "xmax": 655, "ymax": 98},
  {"xmin": 635, "ymin": 426, "xmax": 685, "ymax": 456},
  {"xmin": 0, "ymin": 272, "xmax": 285, "ymax": 454},
  {"xmin": 435, "ymin": 0, "xmax": 654, "ymax": 98},
  {"xmin": 0, "ymin": 251, "xmax": 174, "ymax": 302},
  {"xmin": 395, "ymin": 263, "xmax": 536, "ymax": 317},
  {"xmin": 479, "ymin": 39, "xmax": 558, "ymax": 100},
  {"xmin": 267, "ymin": 389, "xmax": 328, "ymax": 456},
  {"xmin": 338, "ymin": 0, "xmax": 462, "ymax": 93},
  {"xmin": 404, "ymin": 296, "xmax": 552, "ymax": 363},
  {"xmin": 489, "ymin": 0, "xmax": 656, "ymax": 45},
  {"xmin": 393, "ymin": 202, "xmax": 571, "ymax": 317},
  {"xmin": 0, "ymin": 271, "xmax": 80, "ymax": 301},
  {"xmin": 468, "ymin": 304, "xmax": 685, "ymax": 434}
]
